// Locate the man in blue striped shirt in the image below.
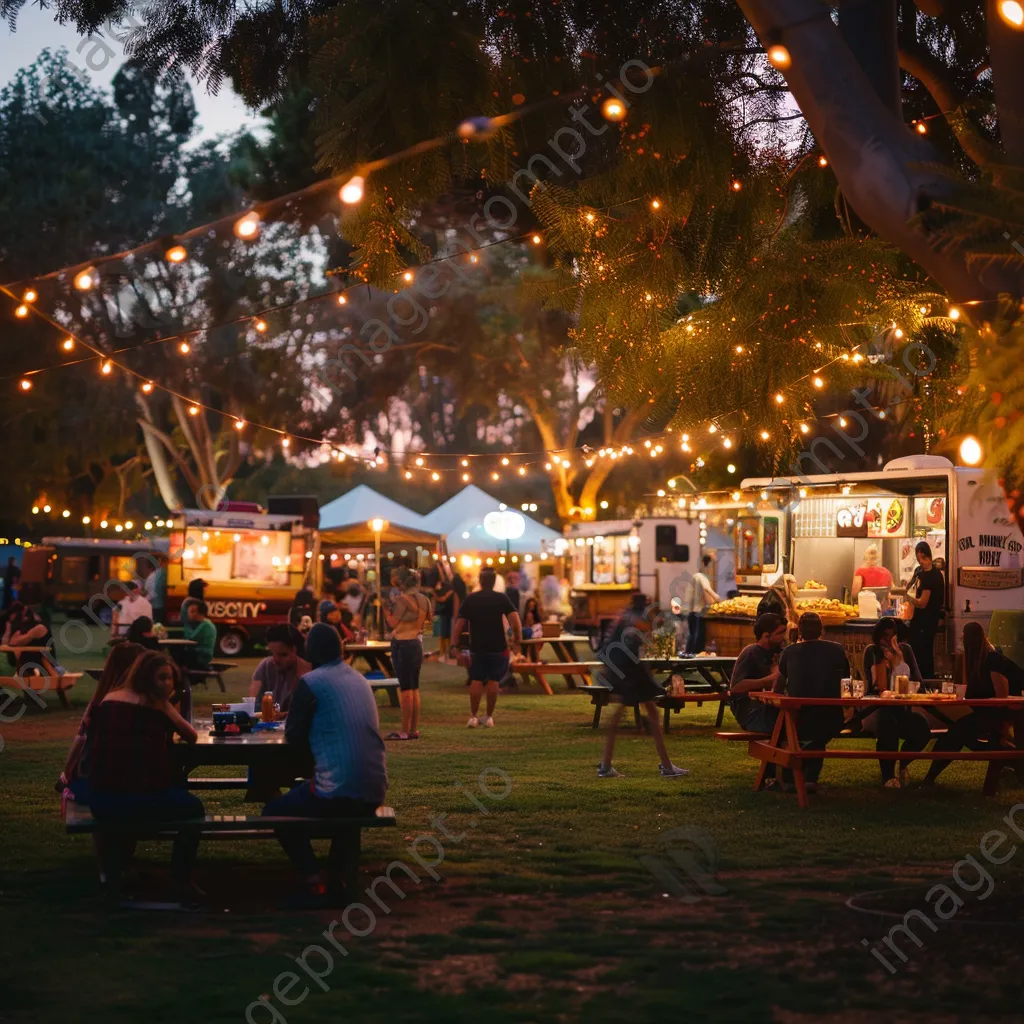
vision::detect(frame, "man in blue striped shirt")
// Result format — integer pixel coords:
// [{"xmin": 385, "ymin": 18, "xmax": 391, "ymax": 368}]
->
[{"xmin": 263, "ymin": 623, "xmax": 388, "ymax": 904}]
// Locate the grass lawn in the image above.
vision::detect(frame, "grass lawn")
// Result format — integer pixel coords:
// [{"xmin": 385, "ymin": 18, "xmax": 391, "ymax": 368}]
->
[{"xmin": 2, "ymin": 625, "xmax": 1024, "ymax": 1023}]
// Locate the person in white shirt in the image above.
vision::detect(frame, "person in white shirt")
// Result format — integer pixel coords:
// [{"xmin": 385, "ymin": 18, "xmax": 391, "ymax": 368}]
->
[
  {"xmin": 685, "ymin": 556, "xmax": 721, "ymax": 654},
  {"xmin": 111, "ymin": 581, "xmax": 153, "ymax": 640}
]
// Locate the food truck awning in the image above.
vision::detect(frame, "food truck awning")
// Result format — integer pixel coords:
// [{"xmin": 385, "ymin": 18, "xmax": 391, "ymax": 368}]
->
[
  {"xmin": 319, "ymin": 485, "xmax": 429, "ymax": 535},
  {"xmin": 423, "ymin": 485, "xmax": 561, "ymax": 553}
]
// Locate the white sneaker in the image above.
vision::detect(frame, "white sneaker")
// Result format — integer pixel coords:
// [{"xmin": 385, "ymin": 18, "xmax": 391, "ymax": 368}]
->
[
  {"xmin": 597, "ymin": 763, "xmax": 623, "ymax": 778},
  {"xmin": 484, "ymin": 716, "xmax": 495, "ymax": 728},
  {"xmin": 658, "ymin": 763, "xmax": 690, "ymax": 778},
  {"xmin": 467, "ymin": 716, "xmax": 479, "ymax": 728}
]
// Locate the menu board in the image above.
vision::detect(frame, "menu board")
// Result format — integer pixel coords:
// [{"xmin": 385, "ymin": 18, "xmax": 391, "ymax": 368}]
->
[
  {"xmin": 914, "ymin": 496, "xmax": 947, "ymax": 529},
  {"xmin": 866, "ymin": 497, "xmax": 908, "ymax": 538}
]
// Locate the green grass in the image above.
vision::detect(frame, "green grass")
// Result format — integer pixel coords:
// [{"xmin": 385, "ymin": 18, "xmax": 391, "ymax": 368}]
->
[{"xmin": 2, "ymin": 624, "xmax": 1024, "ymax": 1021}]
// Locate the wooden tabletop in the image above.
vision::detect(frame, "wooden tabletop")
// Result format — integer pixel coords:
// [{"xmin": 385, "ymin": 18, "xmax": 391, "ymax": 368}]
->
[
  {"xmin": 344, "ymin": 641, "xmax": 392, "ymax": 650},
  {"xmin": 187, "ymin": 727, "xmax": 288, "ymax": 746},
  {"xmin": 751, "ymin": 691, "xmax": 1024, "ymax": 710},
  {"xmin": 519, "ymin": 634, "xmax": 584, "ymax": 645}
]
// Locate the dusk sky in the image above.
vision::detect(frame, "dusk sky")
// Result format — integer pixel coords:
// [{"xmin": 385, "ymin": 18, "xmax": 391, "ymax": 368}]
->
[{"xmin": 0, "ymin": 5, "xmax": 265, "ymax": 141}]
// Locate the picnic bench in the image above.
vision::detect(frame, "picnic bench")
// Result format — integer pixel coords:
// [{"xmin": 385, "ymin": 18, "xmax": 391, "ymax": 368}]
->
[
  {"xmin": 64, "ymin": 800, "xmax": 396, "ymax": 899},
  {"xmin": 1, "ymin": 673, "xmax": 82, "ymax": 708},
  {"xmin": 188, "ymin": 661, "xmax": 239, "ymax": 693},
  {"xmin": 581, "ymin": 683, "xmax": 728, "ymax": 732},
  {"xmin": 369, "ymin": 678, "xmax": 400, "ymax": 708},
  {"xmin": 743, "ymin": 692, "xmax": 1024, "ymax": 807},
  {"xmin": 514, "ymin": 661, "xmax": 599, "ymax": 695}
]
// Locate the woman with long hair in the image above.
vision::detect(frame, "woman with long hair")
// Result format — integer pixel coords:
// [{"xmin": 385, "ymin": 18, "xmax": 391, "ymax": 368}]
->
[
  {"xmin": 60, "ymin": 642, "xmax": 146, "ymax": 802},
  {"xmin": 85, "ymin": 651, "xmax": 204, "ymax": 899},
  {"xmin": 921, "ymin": 622, "xmax": 1011, "ymax": 786},
  {"xmin": 756, "ymin": 574, "xmax": 799, "ymax": 637},
  {"xmin": 521, "ymin": 597, "xmax": 544, "ymax": 635},
  {"xmin": 862, "ymin": 619, "xmax": 930, "ymax": 788},
  {"xmin": 125, "ymin": 616, "xmax": 160, "ymax": 650}
]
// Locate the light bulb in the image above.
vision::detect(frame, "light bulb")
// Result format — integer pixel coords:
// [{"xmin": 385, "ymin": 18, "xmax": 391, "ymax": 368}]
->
[
  {"xmin": 727, "ymin": 464, "xmax": 736, "ymax": 474},
  {"xmin": 518, "ymin": 467, "xmax": 526, "ymax": 476},
  {"xmin": 462, "ymin": 473, "xmax": 470, "ymax": 482},
  {"xmin": 145, "ymin": 521, "xmax": 153, "ymax": 530},
  {"xmin": 415, "ymin": 456, "xmax": 424, "ymax": 466},
  {"xmin": 179, "ymin": 341, "xmax": 190, "ymax": 355},
  {"xmin": 402, "ymin": 271, "xmax": 414, "ymax": 283},
  {"xmin": 948, "ymin": 306, "xmax": 961, "ymax": 321},
  {"xmin": 43, "ymin": 504, "xmax": 51, "ymax": 513},
  {"xmin": 915, "ymin": 121, "xmax": 927, "ymax": 135},
  {"xmin": 340, "ymin": 175, "xmax": 365, "ymax": 204},
  {"xmin": 709, "ymin": 424, "xmax": 717, "ymax": 434},
  {"xmin": 32, "ymin": 505, "xmax": 39, "ymax": 514},
  {"xmin": 1000, "ymin": 0, "xmax": 1024, "ymax": 26},
  {"xmin": 491, "ymin": 472, "xmax": 499, "ymax": 481},
  {"xmin": 18, "ymin": 378, "xmax": 32, "ymax": 392},
  {"xmin": 774, "ymin": 393, "xmax": 784, "ymax": 404},
  {"xmin": 100, "ymin": 520, "xmax": 108, "ymax": 529},
  {"xmin": 62, "ymin": 338, "xmax": 74, "ymax": 352},
  {"xmin": 82, "ymin": 516, "xmax": 90, "ymax": 525},
  {"xmin": 254, "ymin": 319, "xmax": 268, "ymax": 333},
  {"xmin": 812, "ymin": 376, "xmax": 824, "ymax": 388},
  {"xmin": 799, "ymin": 423, "xmax": 810, "ymax": 434},
  {"xmin": 817, "ymin": 155, "xmax": 828, "ymax": 167},
  {"xmin": 234, "ymin": 212, "xmax": 260, "ymax": 239},
  {"xmin": 15, "ymin": 304, "xmax": 29, "ymax": 318},
  {"xmin": 650, "ymin": 199, "xmax": 661, "ymax": 210},
  {"xmin": 100, "ymin": 360, "xmax": 113, "ymax": 375},
  {"xmin": 760, "ymin": 430, "xmax": 770, "ymax": 440},
  {"xmin": 124, "ymin": 520, "xmax": 133, "ymax": 530},
  {"xmin": 461, "ymin": 458, "xmax": 469, "ymax": 467},
  {"xmin": 281, "ymin": 437, "xmax": 290, "ymax": 448},
  {"xmin": 165, "ymin": 245, "xmax": 187, "ymax": 263},
  {"xmin": 585, "ymin": 212, "xmax": 595, "ymax": 223},
  {"xmin": 501, "ymin": 457, "xmax": 510, "ymax": 465},
  {"xmin": 959, "ymin": 435, "xmax": 983, "ymax": 466},
  {"xmin": 188, "ymin": 405, "xmax": 199, "ymax": 416},
  {"xmin": 723, "ymin": 437, "xmax": 733, "ymax": 449},
  {"xmin": 23, "ymin": 288, "xmax": 37, "ymax": 303},
  {"xmin": 234, "ymin": 419, "xmax": 245, "ymax": 430},
  {"xmin": 431, "ymin": 472, "xmax": 440, "ymax": 481},
  {"xmin": 767, "ymin": 44, "xmax": 791, "ymax": 69},
  {"xmin": 600, "ymin": 500, "xmax": 609, "ymax": 509},
  {"xmin": 74, "ymin": 268, "xmax": 96, "ymax": 290},
  {"xmin": 337, "ymin": 294, "xmax": 347, "ymax": 305},
  {"xmin": 531, "ymin": 234, "xmax": 543, "ymax": 245},
  {"xmin": 141, "ymin": 382, "xmax": 154, "ymax": 393},
  {"xmin": 731, "ymin": 180, "xmax": 742, "ymax": 191},
  {"xmin": 601, "ymin": 98, "xmax": 626, "ymax": 122}
]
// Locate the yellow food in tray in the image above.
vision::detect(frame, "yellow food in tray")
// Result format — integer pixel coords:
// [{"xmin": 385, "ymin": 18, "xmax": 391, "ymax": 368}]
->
[
  {"xmin": 802, "ymin": 580, "xmax": 827, "ymax": 590},
  {"xmin": 707, "ymin": 596, "xmax": 761, "ymax": 617},
  {"xmin": 795, "ymin": 598, "xmax": 860, "ymax": 618}
]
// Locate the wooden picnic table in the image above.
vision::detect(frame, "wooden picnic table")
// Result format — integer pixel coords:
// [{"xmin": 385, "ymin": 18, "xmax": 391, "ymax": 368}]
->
[
  {"xmin": 640, "ymin": 655, "xmax": 736, "ymax": 728},
  {"xmin": 748, "ymin": 691, "xmax": 1024, "ymax": 808},
  {"xmin": 173, "ymin": 725, "xmax": 310, "ymax": 802},
  {"xmin": 343, "ymin": 641, "xmax": 395, "ymax": 677},
  {"xmin": 515, "ymin": 633, "xmax": 588, "ymax": 690}
]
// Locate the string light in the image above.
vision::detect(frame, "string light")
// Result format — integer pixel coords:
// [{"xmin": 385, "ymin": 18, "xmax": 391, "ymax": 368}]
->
[
  {"xmin": 601, "ymin": 98, "xmax": 626, "ymax": 122},
  {"xmin": 61, "ymin": 338, "xmax": 74, "ymax": 352},
  {"xmin": 100, "ymin": 360, "xmax": 113, "ymax": 375},
  {"xmin": 415, "ymin": 456, "xmax": 424, "ymax": 467},
  {"xmin": 914, "ymin": 121, "xmax": 927, "ymax": 135},
  {"xmin": 188, "ymin": 405, "xmax": 200, "ymax": 416},
  {"xmin": 18, "ymin": 378, "xmax": 32, "ymax": 392},
  {"xmin": 491, "ymin": 472, "xmax": 499, "ymax": 481},
  {"xmin": 948, "ymin": 306, "xmax": 961, "ymax": 321},
  {"xmin": 431, "ymin": 471, "xmax": 440, "ymax": 482},
  {"xmin": 585, "ymin": 212, "xmax": 596, "ymax": 223},
  {"xmin": 23, "ymin": 288, "xmax": 37, "ymax": 303},
  {"xmin": 1000, "ymin": 0, "xmax": 1024, "ymax": 27},
  {"xmin": 650, "ymin": 199, "xmax": 661, "ymax": 210},
  {"xmin": 405, "ymin": 470, "xmax": 413, "ymax": 480},
  {"xmin": 14, "ymin": 304, "xmax": 29, "ymax": 318},
  {"xmin": 518, "ymin": 467, "xmax": 526, "ymax": 476},
  {"xmin": 82, "ymin": 516, "xmax": 90, "ymax": 525},
  {"xmin": 462, "ymin": 473, "xmax": 470, "ymax": 482},
  {"xmin": 43, "ymin": 504, "xmax": 51, "ymax": 513},
  {"xmin": 61, "ymin": 509, "xmax": 70, "ymax": 518},
  {"xmin": 165, "ymin": 245, "xmax": 187, "ymax": 263},
  {"xmin": 74, "ymin": 268, "xmax": 96, "ymax": 290},
  {"xmin": 799, "ymin": 423, "xmax": 810, "ymax": 434},
  {"xmin": 100, "ymin": 520, "xmax": 108, "ymax": 529},
  {"xmin": 234, "ymin": 419, "xmax": 246, "ymax": 430},
  {"xmin": 735, "ymin": 345, "xmax": 743, "ymax": 354},
  {"xmin": 812, "ymin": 376, "xmax": 824, "ymax": 388},
  {"xmin": 501, "ymin": 457, "xmax": 510, "ymax": 466},
  {"xmin": 959, "ymin": 435, "xmax": 983, "ymax": 465},
  {"xmin": 531, "ymin": 234, "xmax": 543, "ymax": 245},
  {"xmin": 731, "ymin": 180, "xmax": 742, "ymax": 191},
  {"xmin": 340, "ymin": 175, "xmax": 365, "ymax": 204},
  {"xmin": 759, "ymin": 430, "xmax": 770, "ymax": 440},
  {"xmin": 281, "ymin": 437, "xmax": 290, "ymax": 449},
  {"xmin": 31, "ymin": 505, "xmax": 39, "ymax": 514},
  {"xmin": 774, "ymin": 393, "xmax": 784, "ymax": 404},
  {"xmin": 233, "ymin": 212, "xmax": 260, "ymax": 239},
  {"xmin": 337, "ymin": 294, "xmax": 347, "ymax": 306},
  {"xmin": 708, "ymin": 424, "xmax": 717, "ymax": 434},
  {"xmin": 124, "ymin": 520, "xmax": 133, "ymax": 530},
  {"xmin": 145, "ymin": 521, "xmax": 154, "ymax": 530},
  {"xmin": 727, "ymin": 464, "xmax": 736, "ymax": 474},
  {"xmin": 402, "ymin": 271, "xmax": 414, "ymax": 283},
  {"xmin": 817, "ymin": 155, "xmax": 828, "ymax": 167},
  {"xmin": 767, "ymin": 44, "xmax": 791, "ymax": 69},
  {"xmin": 254, "ymin": 319, "xmax": 268, "ymax": 333},
  {"xmin": 179, "ymin": 341, "xmax": 191, "ymax": 355},
  {"xmin": 723, "ymin": 437, "xmax": 733, "ymax": 449},
  {"xmin": 141, "ymin": 381, "xmax": 154, "ymax": 393}
]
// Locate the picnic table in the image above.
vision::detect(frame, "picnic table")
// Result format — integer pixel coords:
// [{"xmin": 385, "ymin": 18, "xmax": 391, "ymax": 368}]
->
[
  {"xmin": 641, "ymin": 655, "xmax": 736, "ymax": 729},
  {"xmin": 173, "ymin": 725, "xmax": 310, "ymax": 802},
  {"xmin": 514, "ymin": 633, "xmax": 589, "ymax": 691},
  {"xmin": 343, "ymin": 640, "xmax": 395, "ymax": 676},
  {"xmin": 747, "ymin": 691, "xmax": 1024, "ymax": 808},
  {"xmin": 0, "ymin": 644, "xmax": 78, "ymax": 707}
]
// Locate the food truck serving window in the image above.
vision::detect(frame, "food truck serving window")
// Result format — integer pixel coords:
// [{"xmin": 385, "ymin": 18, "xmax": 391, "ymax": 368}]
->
[
  {"xmin": 181, "ymin": 527, "xmax": 291, "ymax": 585},
  {"xmin": 736, "ymin": 516, "xmax": 777, "ymax": 574},
  {"xmin": 655, "ymin": 525, "xmax": 690, "ymax": 564}
]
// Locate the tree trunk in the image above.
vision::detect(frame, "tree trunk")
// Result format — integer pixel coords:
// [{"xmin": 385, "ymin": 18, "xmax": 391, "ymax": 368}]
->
[
  {"xmin": 735, "ymin": 0, "xmax": 1024, "ymax": 301},
  {"xmin": 839, "ymin": 0, "xmax": 901, "ymax": 116}
]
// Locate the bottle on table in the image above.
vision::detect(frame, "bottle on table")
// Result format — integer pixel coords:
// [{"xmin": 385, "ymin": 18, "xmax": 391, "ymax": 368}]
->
[{"xmin": 261, "ymin": 690, "xmax": 275, "ymax": 723}]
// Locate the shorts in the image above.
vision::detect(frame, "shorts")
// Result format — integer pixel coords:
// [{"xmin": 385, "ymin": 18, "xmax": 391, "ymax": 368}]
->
[
  {"xmin": 469, "ymin": 651, "xmax": 509, "ymax": 684},
  {"xmin": 391, "ymin": 638, "xmax": 423, "ymax": 691}
]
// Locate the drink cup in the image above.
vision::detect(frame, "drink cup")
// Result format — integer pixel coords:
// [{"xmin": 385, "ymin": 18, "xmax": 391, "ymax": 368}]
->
[
  {"xmin": 841, "ymin": 678, "xmax": 852, "ymax": 698},
  {"xmin": 852, "ymin": 679, "xmax": 865, "ymax": 698}
]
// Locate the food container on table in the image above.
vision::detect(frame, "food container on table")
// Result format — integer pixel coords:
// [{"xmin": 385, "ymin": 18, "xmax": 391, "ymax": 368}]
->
[
  {"xmin": 541, "ymin": 622, "xmax": 561, "ymax": 638},
  {"xmin": 213, "ymin": 711, "xmax": 234, "ymax": 735}
]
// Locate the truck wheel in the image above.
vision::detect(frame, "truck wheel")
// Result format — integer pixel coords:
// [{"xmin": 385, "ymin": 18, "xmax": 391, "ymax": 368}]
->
[{"xmin": 217, "ymin": 629, "xmax": 246, "ymax": 658}]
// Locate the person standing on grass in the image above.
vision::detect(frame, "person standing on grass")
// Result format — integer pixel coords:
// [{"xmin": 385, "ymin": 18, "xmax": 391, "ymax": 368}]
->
[
  {"xmin": 383, "ymin": 571, "xmax": 431, "ymax": 740},
  {"xmin": 110, "ymin": 580, "xmax": 152, "ymax": 640},
  {"xmin": 727, "ymin": 613, "xmax": 787, "ymax": 787},
  {"xmin": 684, "ymin": 555, "xmax": 721, "ymax": 654},
  {"xmin": 452, "ymin": 566, "xmax": 521, "ymax": 728},
  {"xmin": 905, "ymin": 540, "xmax": 944, "ymax": 680},
  {"xmin": 776, "ymin": 612, "xmax": 849, "ymax": 793},
  {"xmin": 263, "ymin": 623, "xmax": 387, "ymax": 908},
  {"xmin": 595, "ymin": 594, "xmax": 688, "ymax": 779}
]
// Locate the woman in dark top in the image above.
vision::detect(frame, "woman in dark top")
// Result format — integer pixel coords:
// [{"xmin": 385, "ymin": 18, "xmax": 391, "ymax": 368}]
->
[
  {"xmin": 861, "ymin": 618, "xmax": 931, "ymax": 787},
  {"xmin": 434, "ymin": 580, "xmax": 455, "ymax": 661},
  {"xmin": 125, "ymin": 616, "xmax": 161, "ymax": 650},
  {"xmin": 922, "ymin": 622, "xmax": 1010, "ymax": 786},
  {"xmin": 85, "ymin": 651, "xmax": 204, "ymax": 896},
  {"xmin": 522, "ymin": 597, "xmax": 544, "ymax": 634},
  {"xmin": 289, "ymin": 588, "xmax": 318, "ymax": 629},
  {"xmin": 905, "ymin": 541, "xmax": 944, "ymax": 679},
  {"xmin": 60, "ymin": 642, "xmax": 146, "ymax": 802},
  {"xmin": 596, "ymin": 595, "xmax": 687, "ymax": 779}
]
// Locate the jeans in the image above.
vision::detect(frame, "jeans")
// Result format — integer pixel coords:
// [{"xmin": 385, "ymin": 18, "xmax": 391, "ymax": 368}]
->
[
  {"xmin": 875, "ymin": 707, "xmax": 931, "ymax": 781},
  {"xmin": 391, "ymin": 638, "xmax": 423, "ymax": 691},
  {"xmin": 263, "ymin": 781, "xmax": 379, "ymax": 878},
  {"xmin": 89, "ymin": 787, "xmax": 205, "ymax": 880},
  {"xmin": 731, "ymin": 701, "xmax": 779, "ymax": 779},
  {"xmin": 686, "ymin": 612, "xmax": 706, "ymax": 654},
  {"xmin": 908, "ymin": 619, "xmax": 937, "ymax": 680}
]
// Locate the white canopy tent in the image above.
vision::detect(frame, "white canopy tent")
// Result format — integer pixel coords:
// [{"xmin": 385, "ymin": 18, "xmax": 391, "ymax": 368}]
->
[
  {"xmin": 422, "ymin": 485, "xmax": 561, "ymax": 554},
  {"xmin": 319, "ymin": 484, "xmax": 428, "ymax": 534}
]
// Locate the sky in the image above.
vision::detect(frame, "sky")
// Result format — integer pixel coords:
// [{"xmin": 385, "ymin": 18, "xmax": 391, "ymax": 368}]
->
[{"xmin": 0, "ymin": 5, "xmax": 266, "ymax": 141}]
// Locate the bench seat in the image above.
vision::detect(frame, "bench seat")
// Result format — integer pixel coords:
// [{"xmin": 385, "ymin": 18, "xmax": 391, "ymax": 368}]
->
[{"xmin": 1, "ymin": 673, "xmax": 81, "ymax": 708}]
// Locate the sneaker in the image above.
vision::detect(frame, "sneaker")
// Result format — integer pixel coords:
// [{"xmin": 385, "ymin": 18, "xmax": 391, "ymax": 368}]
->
[
  {"xmin": 467, "ymin": 716, "xmax": 479, "ymax": 728},
  {"xmin": 484, "ymin": 716, "xmax": 495, "ymax": 728},
  {"xmin": 597, "ymin": 763, "xmax": 623, "ymax": 778},
  {"xmin": 658, "ymin": 763, "xmax": 690, "ymax": 778},
  {"xmin": 884, "ymin": 777, "xmax": 902, "ymax": 789}
]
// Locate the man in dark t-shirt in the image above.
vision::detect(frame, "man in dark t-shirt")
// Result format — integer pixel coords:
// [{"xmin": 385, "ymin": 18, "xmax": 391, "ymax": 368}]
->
[
  {"xmin": 452, "ymin": 568, "xmax": 522, "ymax": 728},
  {"xmin": 777, "ymin": 612, "xmax": 849, "ymax": 787},
  {"xmin": 907, "ymin": 541, "xmax": 944, "ymax": 679},
  {"xmin": 729, "ymin": 613, "xmax": 787, "ymax": 731}
]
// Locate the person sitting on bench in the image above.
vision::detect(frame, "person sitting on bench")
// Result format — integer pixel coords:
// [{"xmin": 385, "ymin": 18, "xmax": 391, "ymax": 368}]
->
[
  {"xmin": 922, "ymin": 621, "xmax": 1010, "ymax": 787},
  {"xmin": 728, "ymin": 613, "xmax": 787, "ymax": 785},
  {"xmin": 263, "ymin": 623, "xmax": 388, "ymax": 907},
  {"xmin": 84, "ymin": 651, "xmax": 203, "ymax": 900},
  {"xmin": 183, "ymin": 600, "xmax": 217, "ymax": 670},
  {"xmin": 248, "ymin": 624, "xmax": 309, "ymax": 712}
]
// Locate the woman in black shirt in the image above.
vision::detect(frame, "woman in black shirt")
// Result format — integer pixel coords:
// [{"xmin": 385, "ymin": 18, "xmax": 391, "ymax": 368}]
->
[
  {"xmin": 905, "ymin": 541, "xmax": 944, "ymax": 679},
  {"xmin": 922, "ymin": 622, "xmax": 1010, "ymax": 785}
]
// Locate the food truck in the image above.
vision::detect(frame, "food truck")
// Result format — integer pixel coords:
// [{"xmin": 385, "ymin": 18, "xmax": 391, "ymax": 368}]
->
[
  {"xmin": 166, "ymin": 508, "xmax": 317, "ymax": 656},
  {"xmin": 563, "ymin": 517, "xmax": 703, "ymax": 647},
  {"xmin": 701, "ymin": 455, "xmax": 1024, "ymax": 671}
]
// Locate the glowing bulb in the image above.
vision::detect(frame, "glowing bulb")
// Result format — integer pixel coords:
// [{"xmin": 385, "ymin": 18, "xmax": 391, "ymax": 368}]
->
[
  {"xmin": 124, "ymin": 520, "xmax": 133, "ymax": 530},
  {"xmin": 586, "ymin": 212, "xmax": 595, "ymax": 223},
  {"xmin": 18, "ymin": 378, "xmax": 32, "ymax": 392},
  {"xmin": 799, "ymin": 423, "xmax": 810, "ymax": 434},
  {"xmin": 234, "ymin": 419, "xmax": 245, "ymax": 430},
  {"xmin": 99, "ymin": 520, "xmax": 108, "ymax": 529},
  {"xmin": 74, "ymin": 268, "xmax": 95, "ymax": 290},
  {"xmin": 31, "ymin": 506, "xmax": 39, "ymax": 514},
  {"xmin": 43, "ymin": 504, "xmax": 51, "ymax": 513},
  {"xmin": 948, "ymin": 306, "xmax": 961, "ymax": 321},
  {"xmin": 812, "ymin": 376, "xmax": 824, "ymax": 388},
  {"xmin": 15, "ymin": 304, "xmax": 29, "ymax": 318},
  {"xmin": 100, "ymin": 360, "xmax": 112, "ymax": 375},
  {"xmin": 915, "ymin": 121, "xmax": 927, "ymax": 135},
  {"xmin": 727, "ymin": 464, "xmax": 736, "ymax": 474},
  {"xmin": 22, "ymin": 288, "xmax": 37, "ymax": 303},
  {"xmin": 491, "ymin": 472, "xmax": 499, "ymax": 481},
  {"xmin": 600, "ymin": 500, "xmax": 609, "ymax": 509},
  {"xmin": 601, "ymin": 98, "xmax": 626, "ymax": 122},
  {"xmin": 61, "ymin": 509, "xmax": 70, "ymax": 518},
  {"xmin": 462, "ymin": 473, "xmax": 470, "ymax": 482},
  {"xmin": 115, "ymin": 524, "xmax": 123, "ymax": 533},
  {"xmin": 61, "ymin": 338, "xmax": 75, "ymax": 352},
  {"xmin": 340, "ymin": 175, "xmax": 365, "ymax": 204},
  {"xmin": 82, "ymin": 516, "xmax": 91, "ymax": 525},
  {"xmin": 1000, "ymin": 0, "xmax": 1024, "ymax": 26},
  {"xmin": 799, "ymin": 488, "xmax": 807, "ymax": 498},
  {"xmin": 657, "ymin": 490, "xmax": 665, "ymax": 498},
  {"xmin": 518, "ymin": 467, "xmax": 526, "ymax": 476},
  {"xmin": 767, "ymin": 44, "xmax": 791, "ymax": 69},
  {"xmin": 165, "ymin": 245, "xmax": 187, "ymax": 263},
  {"xmin": 709, "ymin": 424, "xmax": 717, "ymax": 434},
  {"xmin": 959, "ymin": 435, "xmax": 983, "ymax": 465},
  {"xmin": 760, "ymin": 430, "xmax": 770, "ymax": 441},
  {"xmin": 893, "ymin": 327, "xmax": 904, "ymax": 339},
  {"xmin": 501, "ymin": 457, "xmax": 510, "ymax": 465},
  {"xmin": 531, "ymin": 234, "xmax": 543, "ymax": 245},
  {"xmin": 145, "ymin": 521, "xmax": 153, "ymax": 530},
  {"xmin": 415, "ymin": 456, "xmax": 424, "ymax": 467},
  {"xmin": 141, "ymin": 381, "xmax": 153, "ymax": 393},
  {"xmin": 817, "ymin": 155, "xmax": 828, "ymax": 167},
  {"xmin": 431, "ymin": 472, "xmax": 440, "ymax": 481},
  {"xmin": 735, "ymin": 345, "xmax": 744, "ymax": 354},
  {"xmin": 234, "ymin": 212, "xmax": 260, "ymax": 239},
  {"xmin": 461, "ymin": 459, "xmax": 469, "ymax": 467},
  {"xmin": 337, "ymin": 294, "xmax": 347, "ymax": 306},
  {"xmin": 723, "ymin": 437, "xmax": 733, "ymax": 449},
  {"xmin": 188, "ymin": 405, "xmax": 199, "ymax": 416},
  {"xmin": 179, "ymin": 341, "xmax": 190, "ymax": 355},
  {"xmin": 839, "ymin": 417, "xmax": 848, "ymax": 428},
  {"xmin": 281, "ymin": 437, "xmax": 290, "ymax": 448},
  {"xmin": 774, "ymin": 393, "xmax": 784, "ymax": 404},
  {"xmin": 650, "ymin": 199, "xmax": 661, "ymax": 210},
  {"xmin": 254, "ymin": 319, "xmax": 267, "ymax": 333},
  {"xmin": 731, "ymin": 180, "xmax": 742, "ymax": 191},
  {"xmin": 402, "ymin": 271, "xmax": 414, "ymax": 283},
  {"xmin": 545, "ymin": 462, "xmax": 552, "ymax": 470},
  {"xmin": 404, "ymin": 471, "xmax": 412, "ymax": 480}
]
